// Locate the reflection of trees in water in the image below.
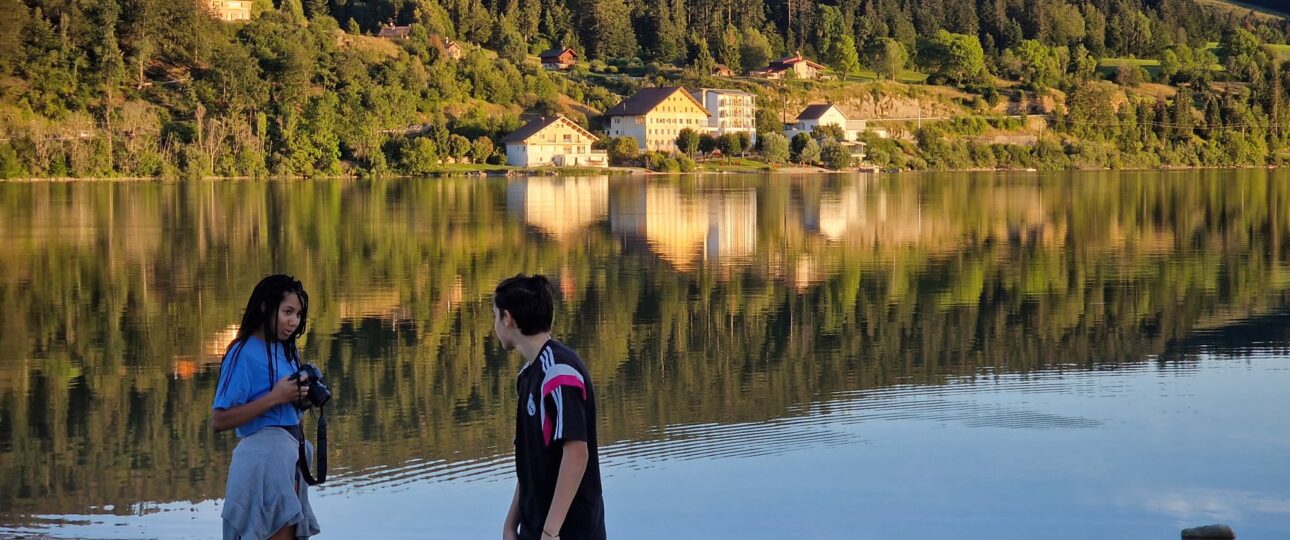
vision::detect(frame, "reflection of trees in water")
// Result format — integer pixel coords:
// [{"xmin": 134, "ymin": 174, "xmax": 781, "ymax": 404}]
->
[{"xmin": 1, "ymin": 171, "xmax": 1289, "ymax": 516}]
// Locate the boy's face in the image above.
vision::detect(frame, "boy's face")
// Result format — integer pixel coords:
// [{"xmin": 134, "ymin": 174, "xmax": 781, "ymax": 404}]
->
[{"xmin": 492, "ymin": 305, "xmax": 516, "ymax": 351}]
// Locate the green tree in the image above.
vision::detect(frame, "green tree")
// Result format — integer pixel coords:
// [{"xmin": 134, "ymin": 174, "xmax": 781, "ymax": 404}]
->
[
  {"xmin": 740, "ymin": 28, "xmax": 773, "ymax": 74},
  {"xmin": 820, "ymin": 140, "xmax": 852, "ymax": 170},
  {"xmin": 588, "ymin": 0, "xmax": 637, "ymax": 59},
  {"xmin": 790, "ymin": 132, "xmax": 811, "ymax": 161},
  {"xmin": 698, "ymin": 133, "xmax": 718, "ymax": 154},
  {"xmin": 717, "ymin": 132, "xmax": 743, "ymax": 157},
  {"xmin": 760, "ymin": 132, "xmax": 789, "ymax": 164},
  {"xmin": 829, "ymin": 34, "xmax": 861, "ymax": 81},
  {"xmin": 607, "ymin": 136, "xmax": 638, "ymax": 164},
  {"xmin": 399, "ymin": 137, "xmax": 439, "ymax": 175},
  {"xmin": 649, "ymin": 0, "xmax": 685, "ymax": 64},
  {"xmin": 471, "ymin": 136, "xmax": 495, "ymax": 164},
  {"xmin": 494, "ymin": 18, "xmax": 529, "ymax": 65},
  {"xmin": 868, "ymin": 38, "xmax": 908, "ymax": 81},
  {"xmin": 916, "ymin": 30, "xmax": 986, "ymax": 84},
  {"xmin": 717, "ymin": 24, "xmax": 742, "ymax": 72},
  {"xmin": 448, "ymin": 134, "xmax": 472, "ymax": 162},
  {"xmin": 1160, "ymin": 48, "xmax": 1181, "ymax": 83},
  {"xmin": 1010, "ymin": 40, "xmax": 1065, "ymax": 90},
  {"xmin": 798, "ymin": 137, "xmax": 821, "ymax": 164},
  {"xmin": 676, "ymin": 128, "xmax": 701, "ymax": 157}
]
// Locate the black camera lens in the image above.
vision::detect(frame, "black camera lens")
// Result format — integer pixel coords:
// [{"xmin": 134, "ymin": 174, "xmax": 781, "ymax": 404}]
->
[
  {"xmin": 307, "ymin": 380, "xmax": 331, "ymax": 407},
  {"xmin": 291, "ymin": 364, "xmax": 331, "ymax": 408}
]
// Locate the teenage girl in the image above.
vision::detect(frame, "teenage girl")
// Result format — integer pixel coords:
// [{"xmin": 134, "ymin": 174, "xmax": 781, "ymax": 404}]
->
[{"xmin": 212, "ymin": 274, "xmax": 321, "ymax": 540}]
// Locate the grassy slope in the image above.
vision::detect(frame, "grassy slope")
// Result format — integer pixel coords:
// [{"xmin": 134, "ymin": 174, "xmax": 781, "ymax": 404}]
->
[{"xmin": 1194, "ymin": 0, "xmax": 1287, "ymax": 21}]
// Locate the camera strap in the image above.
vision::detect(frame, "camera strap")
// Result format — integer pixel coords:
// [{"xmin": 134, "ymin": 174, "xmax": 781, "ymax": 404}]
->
[{"xmin": 297, "ymin": 406, "xmax": 327, "ymax": 486}]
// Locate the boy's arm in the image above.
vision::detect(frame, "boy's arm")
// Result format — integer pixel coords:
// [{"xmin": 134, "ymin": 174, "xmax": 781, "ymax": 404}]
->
[
  {"xmin": 503, "ymin": 481, "xmax": 521, "ymax": 540},
  {"xmin": 542, "ymin": 440, "xmax": 589, "ymax": 539}
]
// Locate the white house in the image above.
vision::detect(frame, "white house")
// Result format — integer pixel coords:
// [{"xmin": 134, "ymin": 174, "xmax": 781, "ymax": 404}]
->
[
  {"xmin": 503, "ymin": 115, "xmax": 607, "ymax": 167},
  {"xmin": 787, "ymin": 104, "xmax": 867, "ymax": 142},
  {"xmin": 692, "ymin": 88, "xmax": 757, "ymax": 145}
]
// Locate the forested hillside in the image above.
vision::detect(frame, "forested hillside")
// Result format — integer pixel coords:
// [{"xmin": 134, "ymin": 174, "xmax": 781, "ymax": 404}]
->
[{"xmin": 1, "ymin": 0, "xmax": 1289, "ymax": 177}]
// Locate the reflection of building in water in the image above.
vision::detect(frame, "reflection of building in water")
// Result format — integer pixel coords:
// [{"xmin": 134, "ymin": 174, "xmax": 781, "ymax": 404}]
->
[
  {"xmin": 610, "ymin": 183, "xmax": 756, "ymax": 271},
  {"xmin": 507, "ymin": 176, "xmax": 610, "ymax": 241}
]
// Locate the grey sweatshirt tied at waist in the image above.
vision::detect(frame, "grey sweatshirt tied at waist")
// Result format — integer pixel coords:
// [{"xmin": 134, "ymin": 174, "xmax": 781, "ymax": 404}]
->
[{"xmin": 222, "ymin": 426, "xmax": 321, "ymax": 540}]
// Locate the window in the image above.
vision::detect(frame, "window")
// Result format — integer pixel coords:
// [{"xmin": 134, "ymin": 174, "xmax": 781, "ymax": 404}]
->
[{"xmin": 563, "ymin": 134, "xmax": 572, "ymax": 143}]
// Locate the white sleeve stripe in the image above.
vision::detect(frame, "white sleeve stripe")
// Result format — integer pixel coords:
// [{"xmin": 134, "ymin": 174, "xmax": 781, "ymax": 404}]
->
[{"xmin": 554, "ymin": 387, "xmax": 564, "ymax": 439}]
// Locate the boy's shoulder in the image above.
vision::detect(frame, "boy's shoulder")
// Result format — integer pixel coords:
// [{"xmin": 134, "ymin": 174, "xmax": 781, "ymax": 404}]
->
[{"xmin": 542, "ymin": 340, "xmax": 587, "ymax": 371}]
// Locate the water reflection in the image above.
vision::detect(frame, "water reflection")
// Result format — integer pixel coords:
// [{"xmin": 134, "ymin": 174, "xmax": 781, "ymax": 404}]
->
[{"xmin": 2, "ymin": 171, "xmax": 1290, "ymax": 536}]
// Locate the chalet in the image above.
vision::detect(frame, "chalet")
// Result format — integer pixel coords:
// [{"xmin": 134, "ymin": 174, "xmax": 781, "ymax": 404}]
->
[
  {"xmin": 603, "ymin": 87, "xmax": 711, "ymax": 153},
  {"xmin": 712, "ymin": 64, "xmax": 736, "ymax": 77},
  {"xmin": 787, "ymin": 104, "xmax": 867, "ymax": 142},
  {"xmin": 203, "ymin": 0, "xmax": 251, "ymax": 21},
  {"xmin": 540, "ymin": 47, "xmax": 578, "ymax": 70},
  {"xmin": 503, "ymin": 115, "xmax": 607, "ymax": 167},
  {"xmin": 430, "ymin": 34, "xmax": 464, "ymax": 60},
  {"xmin": 378, "ymin": 23, "xmax": 413, "ymax": 41},
  {"xmin": 752, "ymin": 52, "xmax": 826, "ymax": 80}
]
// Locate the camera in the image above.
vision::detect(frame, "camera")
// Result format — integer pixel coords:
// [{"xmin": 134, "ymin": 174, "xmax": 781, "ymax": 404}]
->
[{"xmin": 289, "ymin": 363, "xmax": 332, "ymax": 408}]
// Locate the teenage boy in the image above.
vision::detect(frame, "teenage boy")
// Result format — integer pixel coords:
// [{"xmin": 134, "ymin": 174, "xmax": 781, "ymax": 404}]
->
[{"xmin": 494, "ymin": 274, "xmax": 606, "ymax": 540}]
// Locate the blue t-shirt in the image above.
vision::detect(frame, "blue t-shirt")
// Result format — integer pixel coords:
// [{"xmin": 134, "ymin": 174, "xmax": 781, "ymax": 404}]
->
[{"xmin": 212, "ymin": 336, "xmax": 301, "ymax": 438}]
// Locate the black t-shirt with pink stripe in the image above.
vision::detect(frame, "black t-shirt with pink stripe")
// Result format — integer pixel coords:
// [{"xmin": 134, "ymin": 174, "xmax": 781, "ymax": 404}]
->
[{"xmin": 514, "ymin": 339, "xmax": 605, "ymax": 540}]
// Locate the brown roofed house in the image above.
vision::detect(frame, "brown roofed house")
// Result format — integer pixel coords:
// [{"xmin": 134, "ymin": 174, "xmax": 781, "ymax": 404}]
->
[
  {"xmin": 378, "ymin": 22, "xmax": 413, "ymax": 41},
  {"xmin": 712, "ymin": 64, "xmax": 736, "ymax": 77},
  {"xmin": 503, "ymin": 115, "xmax": 607, "ymax": 167},
  {"xmin": 751, "ymin": 51, "xmax": 826, "ymax": 80},
  {"xmin": 430, "ymin": 34, "xmax": 464, "ymax": 60},
  {"xmin": 540, "ymin": 47, "xmax": 578, "ymax": 70},
  {"xmin": 603, "ymin": 87, "xmax": 711, "ymax": 153}
]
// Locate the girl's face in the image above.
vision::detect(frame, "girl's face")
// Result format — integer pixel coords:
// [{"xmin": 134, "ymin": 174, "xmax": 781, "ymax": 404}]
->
[{"xmin": 275, "ymin": 292, "xmax": 303, "ymax": 342}]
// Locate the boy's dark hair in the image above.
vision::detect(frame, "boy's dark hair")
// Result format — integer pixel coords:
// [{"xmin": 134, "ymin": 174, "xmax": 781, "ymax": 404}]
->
[{"xmin": 494, "ymin": 274, "xmax": 556, "ymax": 335}]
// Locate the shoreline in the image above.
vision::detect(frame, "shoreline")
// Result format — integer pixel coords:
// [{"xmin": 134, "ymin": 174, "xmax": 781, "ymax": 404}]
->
[{"xmin": 1, "ymin": 164, "xmax": 1280, "ymax": 182}]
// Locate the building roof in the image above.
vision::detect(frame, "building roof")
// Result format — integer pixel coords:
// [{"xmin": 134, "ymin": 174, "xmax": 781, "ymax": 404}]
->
[
  {"xmin": 767, "ymin": 52, "xmax": 826, "ymax": 70},
  {"xmin": 539, "ymin": 47, "xmax": 578, "ymax": 60},
  {"xmin": 796, "ymin": 104, "xmax": 845, "ymax": 121},
  {"xmin": 603, "ymin": 87, "xmax": 710, "ymax": 117},
  {"xmin": 428, "ymin": 34, "xmax": 462, "ymax": 54},
  {"xmin": 502, "ymin": 115, "xmax": 599, "ymax": 143},
  {"xmin": 378, "ymin": 24, "xmax": 412, "ymax": 39},
  {"xmin": 700, "ymin": 88, "xmax": 752, "ymax": 96}
]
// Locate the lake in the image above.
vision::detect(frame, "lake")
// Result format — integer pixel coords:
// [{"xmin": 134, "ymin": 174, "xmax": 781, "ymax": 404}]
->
[{"xmin": 1, "ymin": 171, "xmax": 1288, "ymax": 539}]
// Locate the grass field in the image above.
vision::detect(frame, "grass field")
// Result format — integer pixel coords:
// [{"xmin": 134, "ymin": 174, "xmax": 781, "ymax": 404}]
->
[
  {"xmin": 846, "ymin": 69, "xmax": 930, "ymax": 84},
  {"xmin": 698, "ymin": 157, "xmax": 773, "ymax": 172},
  {"xmin": 1195, "ymin": 0, "xmax": 1287, "ymax": 20},
  {"xmin": 1096, "ymin": 58, "xmax": 1163, "ymax": 78}
]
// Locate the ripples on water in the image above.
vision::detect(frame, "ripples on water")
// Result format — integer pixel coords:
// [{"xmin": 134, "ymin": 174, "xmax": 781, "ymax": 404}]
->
[{"xmin": 2, "ymin": 172, "xmax": 1290, "ymax": 538}]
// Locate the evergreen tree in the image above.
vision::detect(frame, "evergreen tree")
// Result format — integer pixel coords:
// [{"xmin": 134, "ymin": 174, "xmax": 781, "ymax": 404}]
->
[
  {"xmin": 588, "ymin": 0, "xmax": 637, "ymax": 59},
  {"xmin": 1172, "ymin": 88, "xmax": 1195, "ymax": 141},
  {"xmin": 717, "ymin": 24, "xmax": 742, "ymax": 71},
  {"xmin": 829, "ymin": 34, "xmax": 861, "ymax": 80},
  {"xmin": 869, "ymin": 38, "xmax": 908, "ymax": 80},
  {"xmin": 650, "ymin": 0, "xmax": 685, "ymax": 64},
  {"xmin": 740, "ymin": 27, "xmax": 773, "ymax": 74}
]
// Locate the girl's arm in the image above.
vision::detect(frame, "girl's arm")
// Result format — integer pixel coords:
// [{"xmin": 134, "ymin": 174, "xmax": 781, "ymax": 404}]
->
[{"xmin": 212, "ymin": 376, "xmax": 305, "ymax": 432}]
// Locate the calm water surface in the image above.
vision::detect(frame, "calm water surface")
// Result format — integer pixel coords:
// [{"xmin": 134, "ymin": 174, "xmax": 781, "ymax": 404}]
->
[{"xmin": 1, "ymin": 171, "xmax": 1288, "ymax": 539}]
